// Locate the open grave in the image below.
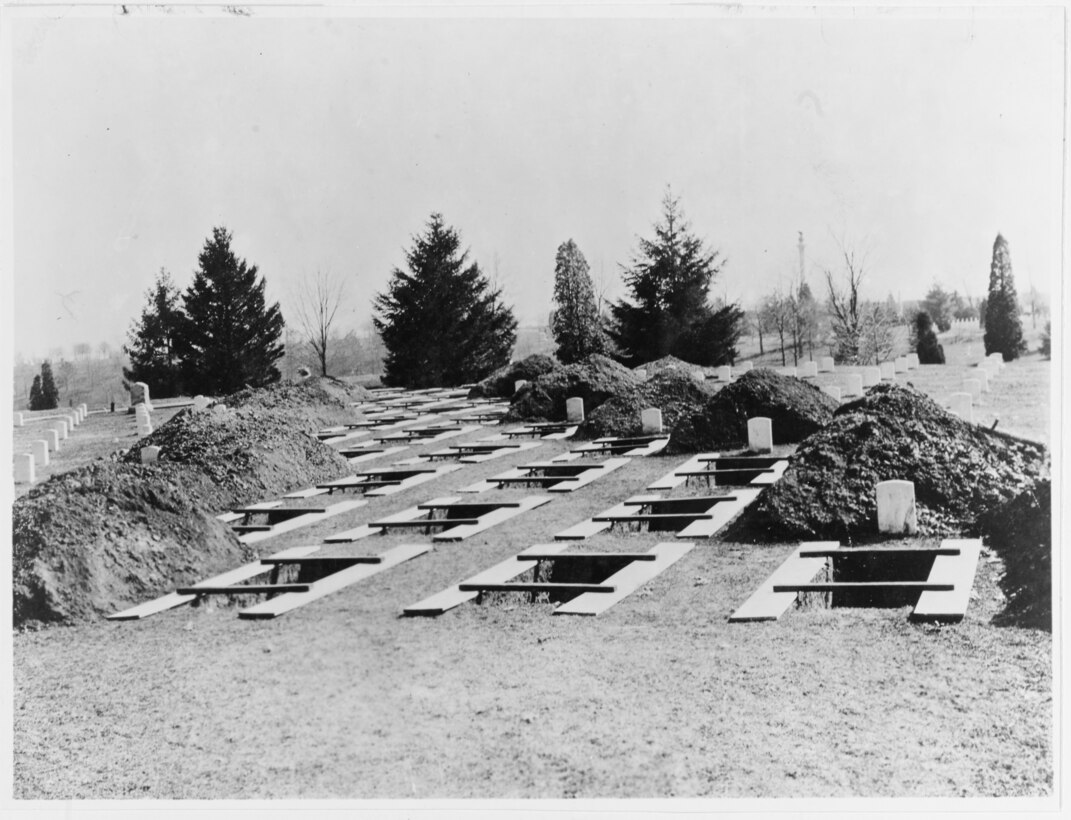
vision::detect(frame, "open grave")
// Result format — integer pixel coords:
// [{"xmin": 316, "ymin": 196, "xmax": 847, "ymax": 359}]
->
[
  {"xmin": 460, "ymin": 456, "xmax": 629, "ymax": 494},
  {"xmin": 403, "ymin": 542, "xmax": 693, "ymax": 617},
  {"xmin": 729, "ymin": 540, "xmax": 982, "ymax": 623},
  {"xmin": 218, "ymin": 498, "xmax": 367, "ymax": 543},
  {"xmin": 571, "ymin": 434, "xmax": 669, "ymax": 457},
  {"xmin": 649, "ymin": 454, "xmax": 790, "ymax": 490},
  {"xmin": 315, "ymin": 463, "xmax": 461, "ymax": 496},
  {"xmin": 505, "ymin": 421, "xmax": 579, "ymax": 439},
  {"xmin": 326, "ymin": 495, "xmax": 551, "ymax": 543},
  {"xmin": 555, "ymin": 490, "xmax": 760, "ymax": 539},
  {"xmin": 425, "ymin": 436, "xmax": 542, "ymax": 462},
  {"xmin": 108, "ymin": 543, "xmax": 430, "ymax": 622},
  {"xmin": 373, "ymin": 423, "xmax": 479, "ymax": 444}
]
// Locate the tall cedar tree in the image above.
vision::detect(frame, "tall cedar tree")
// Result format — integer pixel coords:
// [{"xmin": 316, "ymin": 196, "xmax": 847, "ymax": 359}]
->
[
  {"xmin": 32, "ymin": 362, "xmax": 60, "ymax": 409},
  {"xmin": 28, "ymin": 375, "xmax": 44, "ymax": 410},
  {"xmin": 913, "ymin": 310, "xmax": 945, "ymax": 364},
  {"xmin": 551, "ymin": 239, "xmax": 608, "ymax": 363},
  {"xmin": 610, "ymin": 191, "xmax": 725, "ymax": 366},
  {"xmin": 374, "ymin": 214, "xmax": 517, "ymax": 388},
  {"xmin": 179, "ymin": 227, "xmax": 285, "ymax": 394},
  {"xmin": 984, "ymin": 234, "xmax": 1026, "ymax": 361},
  {"xmin": 123, "ymin": 269, "xmax": 185, "ymax": 398}
]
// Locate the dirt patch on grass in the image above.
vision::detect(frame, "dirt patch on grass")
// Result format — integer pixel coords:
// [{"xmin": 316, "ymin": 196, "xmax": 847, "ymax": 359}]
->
[
  {"xmin": 730, "ymin": 383, "xmax": 1048, "ymax": 541},
  {"xmin": 669, "ymin": 369, "xmax": 838, "ymax": 453},
  {"xmin": 978, "ymin": 479, "xmax": 1051, "ymax": 631},
  {"xmin": 13, "ymin": 379, "xmax": 361, "ymax": 628},
  {"xmin": 468, "ymin": 354, "xmax": 561, "ymax": 399},
  {"xmin": 505, "ymin": 354, "xmax": 637, "ymax": 424},
  {"xmin": 579, "ymin": 369, "xmax": 714, "ymax": 438}
]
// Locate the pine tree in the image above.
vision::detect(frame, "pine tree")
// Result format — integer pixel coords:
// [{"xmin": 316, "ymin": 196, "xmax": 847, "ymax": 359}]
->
[
  {"xmin": 921, "ymin": 283, "xmax": 954, "ymax": 332},
  {"xmin": 671, "ymin": 303, "xmax": 746, "ymax": 366},
  {"xmin": 38, "ymin": 362, "xmax": 60, "ymax": 409},
  {"xmin": 178, "ymin": 227, "xmax": 285, "ymax": 395},
  {"xmin": 913, "ymin": 310, "xmax": 945, "ymax": 364},
  {"xmin": 28, "ymin": 374, "xmax": 44, "ymax": 410},
  {"xmin": 373, "ymin": 213, "xmax": 517, "ymax": 388},
  {"xmin": 609, "ymin": 190, "xmax": 724, "ymax": 366},
  {"xmin": 550, "ymin": 239, "xmax": 608, "ymax": 363},
  {"xmin": 984, "ymin": 234, "xmax": 1026, "ymax": 361},
  {"xmin": 123, "ymin": 269, "xmax": 185, "ymax": 398}
]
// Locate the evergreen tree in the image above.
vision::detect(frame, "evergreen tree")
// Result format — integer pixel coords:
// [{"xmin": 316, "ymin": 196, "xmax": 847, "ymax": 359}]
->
[
  {"xmin": 178, "ymin": 227, "xmax": 285, "ymax": 395},
  {"xmin": 984, "ymin": 234, "xmax": 1026, "ymax": 361},
  {"xmin": 123, "ymin": 269, "xmax": 185, "ymax": 398},
  {"xmin": 28, "ymin": 374, "xmax": 44, "ymax": 410},
  {"xmin": 550, "ymin": 239, "xmax": 608, "ymax": 363},
  {"xmin": 373, "ymin": 213, "xmax": 517, "ymax": 387},
  {"xmin": 671, "ymin": 303, "xmax": 746, "ymax": 366},
  {"xmin": 921, "ymin": 283, "xmax": 954, "ymax": 332},
  {"xmin": 913, "ymin": 310, "xmax": 945, "ymax": 364},
  {"xmin": 609, "ymin": 190, "xmax": 724, "ymax": 366},
  {"xmin": 38, "ymin": 362, "xmax": 60, "ymax": 409}
]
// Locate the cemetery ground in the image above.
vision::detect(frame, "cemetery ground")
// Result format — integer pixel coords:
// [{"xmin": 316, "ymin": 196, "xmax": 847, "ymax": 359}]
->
[{"xmin": 10, "ymin": 332, "xmax": 1053, "ymax": 800}]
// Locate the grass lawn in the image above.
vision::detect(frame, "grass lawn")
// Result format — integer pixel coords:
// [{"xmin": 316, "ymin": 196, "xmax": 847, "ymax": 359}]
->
[{"xmin": 10, "ymin": 342, "xmax": 1053, "ymax": 801}]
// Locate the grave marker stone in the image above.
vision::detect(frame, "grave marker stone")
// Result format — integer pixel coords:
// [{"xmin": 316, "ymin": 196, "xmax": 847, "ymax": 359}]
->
[
  {"xmin": 566, "ymin": 397, "xmax": 585, "ymax": 423},
  {"xmin": 130, "ymin": 382, "xmax": 153, "ymax": 410},
  {"xmin": 32, "ymin": 439, "xmax": 49, "ymax": 467},
  {"xmin": 641, "ymin": 408, "xmax": 664, "ymax": 435},
  {"xmin": 876, "ymin": 480, "xmax": 918, "ymax": 534},
  {"xmin": 799, "ymin": 361, "xmax": 818, "ymax": 378},
  {"xmin": 193, "ymin": 395, "xmax": 211, "ymax": 411},
  {"xmin": 14, "ymin": 411, "xmax": 24, "ymax": 427},
  {"xmin": 213, "ymin": 403, "xmax": 228, "ymax": 415},
  {"xmin": 949, "ymin": 392, "xmax": 973, "ymax": 423},
  {"xmin": 45, "ymin": 429, "xmax": 59, "ymax": 452},
  {"xmin": 14, "ymin": 453, "xmax": 35, "ymax": 484},
  {"xmin": 634, "ymin": 369, "xmax": 647, "ymax": 381},
  {"xmin": 141, "ymin": 445, "xmax": 162, "ymax": 464},
  {"xmin": 844, "ymin": 374, "xmax": 864, "ymax": 396},
  {"xmin": 714, "ymin": 365, "xmax": 731, "ymax": 381},
  {"xmin": 747, "ymin": 417, "xmax": 773, "ymax": 454},
  {"xmin": 818, "ymin": 356, "xmax": 835, "ymax": 372},
  {"xmin": 862, "ymin": 367, "xmax": 881, "ymax": 387},
  {"xmin": 780, "ymin": 367, "xmax": 797, "ymax": 378},
  {"xmin": 823, "ymin": 385, "xmax": 842, "ymax": 401},
  {"xmin": 137, "ymin": 421, "xmax": 154, "ymax": 437},
  {"xmin": 880, "ymin": 361, "xmax": 896, "ymax": 381},
  {"xmin": 736, "ymin": 361, "xmax": 754, "ymax": 373},
  {"xmin": 906, "ymin": 353, "xmax": 919, "ymax": 369},
  {"xmin": 514, "ymin": 380, "xmax": 528, "ymax": 394},
  {"xmin": 894, "ymin": 357, "xmax": 908, "ymax": 373},
  {"xmin": 53, "ymin": 419, "xmax": 69, "ymax": 440}
]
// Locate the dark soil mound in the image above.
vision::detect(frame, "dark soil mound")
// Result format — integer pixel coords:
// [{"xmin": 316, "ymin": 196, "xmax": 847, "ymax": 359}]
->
[
  {"xmin": 119, "ymin": 405, "xmax": 353, "ymax": 510},
  {"xmin": 505, "ymin": 354, "xmax": 638, "ymax": 424},
  {"xmin": 635, "ymin": 355, "xmax": 705, "ymax": 379},
  {"xmin": 468, "ymin": 354, "xmax": 562, "ymax": 399},
  {"xmin": 223, "ymin": 376, "xmax": 371, "ymax": 429},
  {"xmin": 13, "ymin": 462, "xmax": 254, "ymax": 627},
  {"xmin": 978, "ymin": 479, "xmax": 1051, "ymax": 631},
  {"xmin": 729, "ymin": 383, "xmax": 1048, "ymax": 541},
  {"xmin": 669, "ymin": 369, "xmax": 837, "ymax": 453},
  {"xmin": 580, "ymin": 369, "xmax": 715, "ymax": 438}
]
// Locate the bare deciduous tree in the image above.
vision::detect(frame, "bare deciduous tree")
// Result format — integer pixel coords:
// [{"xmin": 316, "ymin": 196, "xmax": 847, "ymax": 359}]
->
[
  {"xmin": 290, "ymin": 270, "xmax": 348, "ymax": 377},
  {"xmin": 823, "ymin": 244, "xmax": 898, "ymax": 365}
]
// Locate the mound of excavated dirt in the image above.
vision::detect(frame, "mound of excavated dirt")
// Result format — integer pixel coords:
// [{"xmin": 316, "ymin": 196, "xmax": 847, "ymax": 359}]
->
[
  {"xmin": 634, "ymin": 355, "xmax": 706, "ymax": 379},
  {"xmin": 978, "ymin": 479, "xmax": 1051, "ymax": 631},
  {"xmin": 729, "ymin": 383, "xmax": 1047, "ymax": 541},
  {"xmin": 580, "ymin": 369, "xmax": 715, "ymax": 439},
  {"xmin": 224, "ymin": 376, "xmax": 372, "ymax": 429},
  {"xmin": 505, "ymin": 354, "xmax": 638, "ymax": 423},
  {"xmin": 13, "ymin": 462, "xmax": 255, "ymax": 627},
  {"xmin": 468, "ymin": 354, "xmax": 562, "ymax": 399},
  {"xmin": 13, "ymin": 380, "xmax": 361, "ymax": 628},
  {"xmin": 669, "ymin": 369, "xmax": 837, "ymax": 453}
]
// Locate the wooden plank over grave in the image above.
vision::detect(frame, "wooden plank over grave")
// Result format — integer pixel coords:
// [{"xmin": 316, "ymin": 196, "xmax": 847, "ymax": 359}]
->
[
  {"xmin": 403, "ymin": 544, "xmax": 566, "ymax": 616},
  {"xmin": 728, "ymin": 543, "xmax": 836, "ymax": 622},
  {"xmin": 107, "ymin": 546, "xmax": 320, "ymax": 620},
  {"xmin": 483, "ymin": 457, "xmax": 630, "ymax": 493},
  {"xmin": 554, "ymin": 494, "xmax": 663, "ymax": 540},
  {"xmin": 237, "ymin": 499, "xmax": 367, "ymax": 544},
  {"xmin": 553, "ymin": 542, "xmax": 695, "ymax": 616},
  {"xmin": 431, "ymin": 495, "xmax": 553, "ymax": 542},
  {"xmin": 238, "ymin": 543, "xmax": 432, "ymax": 620},
  {"xmin": 571, "ymin": 435, "xmax": 670, "ymax": 457},
  {"xmin": 910, "ymin": 539, "xmax": 982, "ymax": 622}
]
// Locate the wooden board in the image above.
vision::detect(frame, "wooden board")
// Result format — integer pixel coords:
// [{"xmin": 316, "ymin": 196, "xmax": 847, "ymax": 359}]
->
[
  {"xmin": 554, "ymin": 542, "xmax": 695, "ymax": 616},
  {"xmin": 364, "ymin": 464, "xmax": 461, "ymax": 496},
  {"xmin": 910, "ymin": 539, "xmax": 982, "ymax": 622},
  {"xmin": 647, "ymin": 454, "xmax": 712, "ymax": 490},
  {"xmin": 728, "ymin": 542, "xmax": 836, "ymax": 622},
  {"xmin": 237, "ymin": 500, "xmax": 367, "ymax": 544},
  {"xmin": 433, "ymin": 496, "xmax": 553, "ymax": 542},
  {"xmin": 282, "ymin": 486, "xmax": 332, "ymax": 499},
  {"xmin": 238, "ymin": 543, "xmax": 431, "ymax": 620},
  {"xmin": 106, "ymin": 546, "xmax": 320, "ymax": 620},
  {"xmin": 677, "ymin": 488, "xmax": 761, "ymax": 537},
  {"xmin": 554, "ymin": 494, "xmax": 664, "ymax": 540},
  {"xmin": 345, "ymin": 445, "xmax": 409, "ymax": 465},
  {"xmin": 458, "ymin": 467, "xmax": 527, "ymax": 494},
  {"xmin": 546, "ymin": 457, "xmax": 629, "ymax": 493},
  {"xmin": 216, "ymin": 500, "xmax": 280, "ymax": 523},
  {"xmin": 403, "ymin": 544, "xmax": 567, "ymax": 616}
]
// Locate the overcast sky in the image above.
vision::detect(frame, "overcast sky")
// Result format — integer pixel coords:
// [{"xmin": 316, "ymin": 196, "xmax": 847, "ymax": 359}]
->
[{"xmin": 4, "ymin": 4, "xmax": 1065, "ymax": 359}]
